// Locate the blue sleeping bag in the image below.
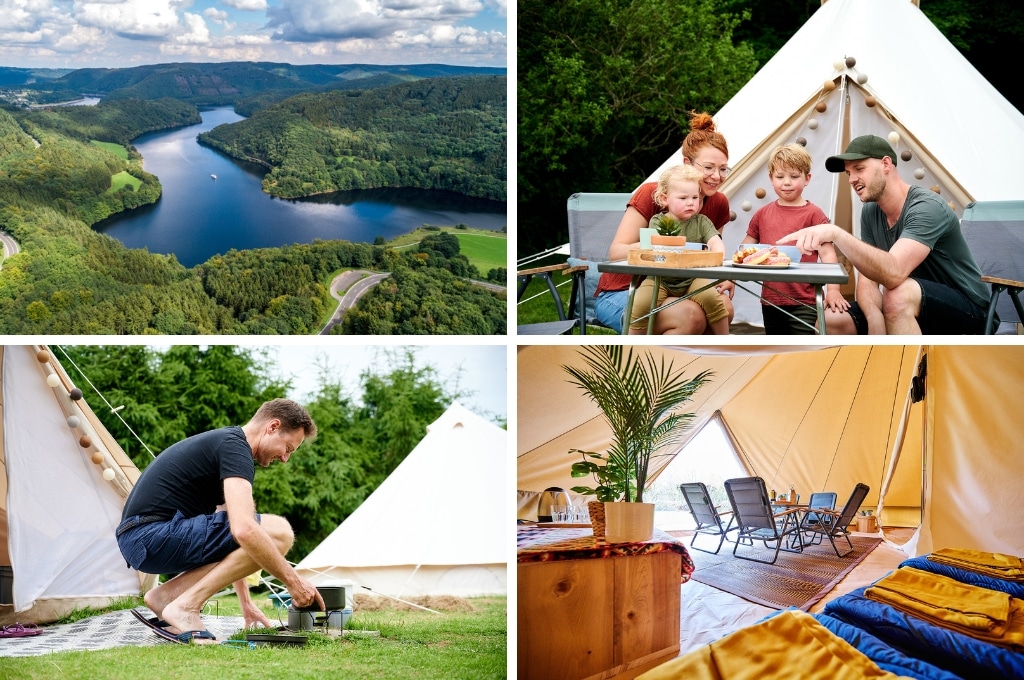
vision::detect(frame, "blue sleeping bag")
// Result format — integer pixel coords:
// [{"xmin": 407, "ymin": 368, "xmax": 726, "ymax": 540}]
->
[
  {"xmin": 898, "ymin": 555, "xmax": 1024, "ymax": 599},
  {"xmin": 823, "ymin": 587, "xmax": 1024, "ymax": 680},
  {"xmin": 812, "ymin": 612, "xmax": 963, "ymax": 680}
]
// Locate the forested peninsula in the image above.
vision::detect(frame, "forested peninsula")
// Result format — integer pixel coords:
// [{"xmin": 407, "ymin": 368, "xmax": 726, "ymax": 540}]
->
[
  {"xmin": 0, "ymin": 68, "xmax": 506, "ymax": 335},
  {"xmin": 198, "ymin": 76, "xmax": 506, "ymax": 201}
]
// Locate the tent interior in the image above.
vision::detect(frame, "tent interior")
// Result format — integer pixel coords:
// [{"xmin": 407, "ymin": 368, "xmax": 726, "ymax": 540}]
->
[
  {"xmin": 517, "ymin": 344, "xmax": 1024, "ymax": 663},
  {"xmin": 0, "ymin": 345, "xmax": 154, "ymax": 626},
  {"xmin": 643, "ymin": 0, "xmax": 1024, "ymax": 327}
]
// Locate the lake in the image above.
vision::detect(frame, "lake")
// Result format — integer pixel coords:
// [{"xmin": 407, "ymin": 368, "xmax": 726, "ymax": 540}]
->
[{"xmin": 94, "ymin": 107, "xmax": 508, "ymax": 267}]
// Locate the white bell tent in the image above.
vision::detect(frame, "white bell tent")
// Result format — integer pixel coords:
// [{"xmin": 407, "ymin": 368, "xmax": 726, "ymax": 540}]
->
[
  {"xmin": 0, "ymin": 345, "xmax": 154, "ymax": 625},
  {"xmin": 296, "ymin": 402, "xmax": 507, "ymax": 598},
  {"xmin": 645, "ymin": 0, "xmax": 1024, "ymax": 327},
  {"xmin": 517, "ymin": 345, "xmax": 1024, "ymax": 558}
]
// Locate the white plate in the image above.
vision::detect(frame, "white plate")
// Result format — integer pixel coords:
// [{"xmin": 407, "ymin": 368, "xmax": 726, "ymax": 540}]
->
[{"xmin": 731, "ymin": 262, "xmax": 795, "ymax": 269}]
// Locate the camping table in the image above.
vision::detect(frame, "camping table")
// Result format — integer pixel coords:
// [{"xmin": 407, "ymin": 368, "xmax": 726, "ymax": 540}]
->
[
  {"xmin": 517, "ymin": 526, "xmax": 694, "ymax": 680},
  {"xmin": 597, "ymin": 260, "xmax": 849, "ymax": 335}
]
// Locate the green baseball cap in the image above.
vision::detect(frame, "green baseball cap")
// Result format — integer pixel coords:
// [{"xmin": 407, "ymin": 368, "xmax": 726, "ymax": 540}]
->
[{"xmin": 825, "ymin": 135, "xmax": 897, "ymax": 172}]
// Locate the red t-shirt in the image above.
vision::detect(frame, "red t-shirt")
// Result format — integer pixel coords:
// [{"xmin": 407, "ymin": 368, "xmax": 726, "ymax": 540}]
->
[
  {"xmin": 746, "ymin": 200, "xmax": 829, "ymax": 306},
  {"xmin": 595, "ymin": 184, "xmax": 731, "ymax": 295}
]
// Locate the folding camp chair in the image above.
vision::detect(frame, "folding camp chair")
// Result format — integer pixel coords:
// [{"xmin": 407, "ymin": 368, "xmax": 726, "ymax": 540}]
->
[
  {"xmin": 516, "ymin": 192, "xmax": 633, "ymax": 334},
  {"xmin": 723, "ymin": 476, "xmax": 805, "ymax": 565},
  {"xmin": 802, "ymin": 483, "xmax": 870, "ymax": 557},
  {"xmin": 798, "ymin": 491, "xmax": 838, "ymax": 546},
  {"xmin": 960, "ymin": 200, "xmax": 1024, "ymax": 334},
  {"xmin": 679, "ymin": 482, "xmax": 736, "ymax": 554}
]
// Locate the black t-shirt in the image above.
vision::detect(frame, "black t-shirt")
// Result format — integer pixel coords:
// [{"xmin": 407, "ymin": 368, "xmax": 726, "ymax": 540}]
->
[{"xmin": 121, "ymin": 426, "xmax": 255, "ymax": 521}]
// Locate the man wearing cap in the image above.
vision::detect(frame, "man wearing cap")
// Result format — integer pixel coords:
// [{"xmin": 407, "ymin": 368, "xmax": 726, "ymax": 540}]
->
[{"xmin": 779, "ymin": 134, "xmax": 989, "ymax": 334}]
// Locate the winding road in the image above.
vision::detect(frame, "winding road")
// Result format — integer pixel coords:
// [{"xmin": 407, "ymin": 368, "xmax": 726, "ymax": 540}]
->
[
  {"xmin": 319, "ymin": 270, "xmax": 391, "ymax": 334},
  {"xmin": 0, "ymin": 230, "xmax": 19, "ymax": 269}
]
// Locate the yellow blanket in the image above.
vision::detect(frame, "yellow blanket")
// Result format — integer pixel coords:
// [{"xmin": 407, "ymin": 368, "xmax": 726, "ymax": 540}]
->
[
  {"xmin": 865, "ymin": 566, "xmax": 1024, "ymax": 649},
  {"xmin": 929, "ymin": 547, "xmax": 1024, "ymax": 580},
  {"xmin": 637, "ymin": 610, "xmax": 909, "ymax": 680}
]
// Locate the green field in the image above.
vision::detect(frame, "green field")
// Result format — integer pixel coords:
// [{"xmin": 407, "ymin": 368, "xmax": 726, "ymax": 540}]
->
[
  {"xmin": 91, "ymin": 140, "xmax": 129, "ymax": 160},
  {"xmin": 390, "ymin": 227, "xmax": 506, "ymax": 275},
  {"xmin": 108, "ymin": 170, "xmax": 142, "ymax": 193}
]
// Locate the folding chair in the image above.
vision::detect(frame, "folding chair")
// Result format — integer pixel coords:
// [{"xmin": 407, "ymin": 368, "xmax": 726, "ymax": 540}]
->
[
  {"xmin": 723, "ymin": 476, "xmax": 805, "ymax": 565},
  {"xmin": 679, "ymin": 482, "xmax": 735, "ymax": 554},
  {"xmin": 516, "ymin": 192, "xmax": 633, "ymax": 334},
  {"xmin": 802, "ymin": 483, "xmax": 870, "ymax": 557},
  {"xmin": 960, "ymin": 200, "xmax": 1024, "ymax": 334},
  {"xmin": 798, "ymin": 491, "xmax": 838, "ymax": 546}
]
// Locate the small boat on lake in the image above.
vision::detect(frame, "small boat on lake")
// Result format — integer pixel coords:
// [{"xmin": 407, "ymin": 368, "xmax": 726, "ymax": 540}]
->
[{"xmin": 211, "ymin": 174, "xmax": 217, "ymax": 180}]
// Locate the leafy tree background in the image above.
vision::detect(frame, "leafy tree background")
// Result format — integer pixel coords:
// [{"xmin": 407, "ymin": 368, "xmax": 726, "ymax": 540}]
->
[
  {"xmin": 518, "ymin": 0, "xmax": 1024, "ymax": 256},
  {"xmin": 59, "ymin": 345, "xmax": 486, "ymax": 560}
]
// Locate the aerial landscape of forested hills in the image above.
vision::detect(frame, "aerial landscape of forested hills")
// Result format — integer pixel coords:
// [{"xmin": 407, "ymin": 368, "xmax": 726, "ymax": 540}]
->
[
  {"xmin": 199, "ymin": 76, "xmax": 505, "ymax": 201},
  {"xmin": 0, "ymin": 64, "xmax": 507, "ymax": 335}
]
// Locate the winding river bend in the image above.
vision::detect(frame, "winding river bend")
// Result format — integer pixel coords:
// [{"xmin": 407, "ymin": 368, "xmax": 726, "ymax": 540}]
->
[{"xmin": 94, "ymin": 107, "xmax": 507, "ymax": 268}]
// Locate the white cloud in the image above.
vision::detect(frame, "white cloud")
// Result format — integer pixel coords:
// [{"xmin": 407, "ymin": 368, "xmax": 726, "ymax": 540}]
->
[
  {"xmin": 483, "ymin": 0, "xmax": 504, "ymax": 17},
  {"xmin": 203, "ymin": 8, "xmax": 228, "ymax": 22},
  {"xmin": 76, "ymin": 0, "xmax": 182, "ymax": 40},
  {"xmin": 267, "ymin": 0, "xmax": 484, "ymax": 42},
  {"xmin": 175, "ymin": 12, "xmax": 209, "ymax": 44},
  {"xmin": 222, "ymin": 0, "xmax": 267, "ymax": 10}
]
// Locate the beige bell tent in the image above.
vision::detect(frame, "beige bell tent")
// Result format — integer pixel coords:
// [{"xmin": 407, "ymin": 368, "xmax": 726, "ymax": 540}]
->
[
  {"xmin": 645, "ymin": 0, "xmax": 1024, "ymax": 326},
  {"xmin": 0, "ymin": 345, "xmax": 155, "ymax": 625},
  {"xmin": 296, "ymin": 402, "xmax": 507, "ymax": 598},
  {"xmin": 517, "ymin": 344, "xmax": 1024, "ymax": 557}
]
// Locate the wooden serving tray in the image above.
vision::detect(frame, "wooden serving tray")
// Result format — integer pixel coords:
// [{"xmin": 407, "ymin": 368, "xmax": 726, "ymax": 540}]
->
[{"xmin": 627, "ymin": 248, "xmax": 724, "ymax": 268}]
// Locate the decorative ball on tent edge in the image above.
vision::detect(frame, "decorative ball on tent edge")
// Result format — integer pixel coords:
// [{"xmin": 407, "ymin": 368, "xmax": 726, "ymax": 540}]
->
[
  {"xmin": 865, "ymin": 95, "xmax": 877, "ymax": 108},
  {"xmin": 856, "ymin": 73, "xmax": 868, "ymax": 85},
  {"xmin": 808, "ymin": 118, "xmax": 818, "ymax": 130},
  {"xmin": 815, "ymin": 101, "xmax": 827, "ymax": 113},
  {"xmin": 91, "ymin": 451, "xmax": 103, "ymax": 465},
  {"xmin": 901, "ymin": 150, "xmax": 912, "ymax": 162},
  {"xmin": 845, "ymin": 56, "xmax": 857, "ymax": 68},
  {"xmin": 67, "ymin": 415, "xmax": 80, "ymax": 429},
  {"xmin": 755, "ymin": 188, "xmax": 767, "ymax": 199},
  {"xmin": 102, "ymin": 468, "xmax": 115, "ymax": 481},
  {"xmin": 914, "ymin": 168, "xmax": 926, "ymax": 180},
  {"xmin": 69, "ymin": 387, "xmax": 83, "ymax": 401},
  {"xmin": 887, "ymin": 131, "xmax": 901, "ymax": 146},
  {"xmin": 741, "ymin": 200, "xmax": 752, "ymax": 212},
  {"xmin": 36, "ymin": 349, "xmax": 49, "ymax": 363},
  {"xmin": 46, "ymin": 373, "xmax": 61, "ymax": 388},
  {"xmin": 79, "ymin": 434, "xmax": 92, "ymax": 448}
]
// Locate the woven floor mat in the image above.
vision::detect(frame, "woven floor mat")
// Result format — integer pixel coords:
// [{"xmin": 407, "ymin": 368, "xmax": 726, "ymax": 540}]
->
[
  {"xmin": 0, "ymin": 608, "xmax": 246, "ymax": 657},
  {"xmin": 689, "ymin": 534, "xmax": 881, "ymax": 610}
]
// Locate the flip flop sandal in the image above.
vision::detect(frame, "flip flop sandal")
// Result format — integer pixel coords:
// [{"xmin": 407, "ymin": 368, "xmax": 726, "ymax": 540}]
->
[
  {"xmin": 176, "ymin": 630, "xmax": 217, "ymax": 644},
  {"xmin": 0, "ymin": 623, "xmax": 42, "ymax": 638}
]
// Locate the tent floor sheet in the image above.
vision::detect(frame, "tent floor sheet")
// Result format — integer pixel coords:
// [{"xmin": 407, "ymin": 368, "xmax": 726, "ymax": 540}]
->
[{"xmin": 675, "ymin": 531, "xmax": 909, "ymax": 656}]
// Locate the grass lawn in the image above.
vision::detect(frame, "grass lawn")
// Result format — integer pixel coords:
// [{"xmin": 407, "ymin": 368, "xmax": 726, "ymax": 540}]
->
[
  {"xmin": 91, "ymin": 140, "xmax": 129, "ymax": 160},
  {"xmin": 389, "ymin": 227, "xmax": 506, "ymax": 275},
  {"xmin": 108, "ymin": 170, "xmax": 142, "ymax": 193},
  {"xmin": 0, "ymin": 594, "xmax": 507, "ymax": 680}
]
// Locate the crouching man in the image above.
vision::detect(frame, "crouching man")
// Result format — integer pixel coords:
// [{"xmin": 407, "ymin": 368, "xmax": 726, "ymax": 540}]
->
[{"xmin": 116, "ymin": 398, "xmax": 324, "ymax": 643}]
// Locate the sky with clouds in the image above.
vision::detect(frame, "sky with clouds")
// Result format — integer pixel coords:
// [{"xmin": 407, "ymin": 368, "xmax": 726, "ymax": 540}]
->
[{"xmin": 0, "ymin": 0, "xmax": 507, "ymax": 69}]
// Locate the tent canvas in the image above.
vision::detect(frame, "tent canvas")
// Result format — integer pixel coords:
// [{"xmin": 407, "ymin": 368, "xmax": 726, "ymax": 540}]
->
[
  {"xmin": 0, "ymin": 345, "xmax": 153, "ymax": 625},
  {"xmin": 644, "ymin": 0, "xmax": 1024, "ymax": 327},
  {"xmin": 296, "ymin": 402, "xmax": 507, "ymax": 598},
  {"xmin": 517, "ymin": 345, "xmax": 1024, "ymax": 558}
]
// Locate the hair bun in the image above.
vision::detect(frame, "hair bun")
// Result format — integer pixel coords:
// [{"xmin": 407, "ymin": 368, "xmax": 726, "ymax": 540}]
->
[{"xmin": 688, "ymin": 111, "xmax": 716, "ymax": 132}]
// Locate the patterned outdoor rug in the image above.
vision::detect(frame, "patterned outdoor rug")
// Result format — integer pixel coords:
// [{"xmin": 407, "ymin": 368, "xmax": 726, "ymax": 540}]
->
[
  {"xmin": 0, "ymin": 608, "xmax": 247, "ymax": 657},
  {"xmin": 688, "ymin": 534, "xmax": 882, "ymax": 610}
]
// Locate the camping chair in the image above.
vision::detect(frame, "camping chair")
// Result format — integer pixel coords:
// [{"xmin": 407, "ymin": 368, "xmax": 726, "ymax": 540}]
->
[
  {"xmin": 802, "ymin": 483, "xmax": 870, "ymax": 557},
  {"xmin": 723, "ymin": 476, "xmax": 805, "ymax": 565},
  {"xmin": 797, "ymin": 491, "xmax": 838, "ymax": 546},
  {"xmin": 960, "ymin": 200, "xmax": 1024, "ymax": 334},
  {"xmin": 679, "ymin": 482, "xmax": 736, "ymax": 554},
  {"xmin": 516, "ymin": 192, "xmax": 633, "ymax": 334}
]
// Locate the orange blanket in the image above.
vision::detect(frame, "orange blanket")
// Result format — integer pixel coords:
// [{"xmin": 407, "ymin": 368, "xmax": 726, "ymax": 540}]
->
[
  {"xmin": 865, "ymin": 566, "xmax": 1024, "ymax": 650},
  {"xmin": 637, "ymin": 610, "xmax": 909, "ymax": 680},
  {"xmin": 929, "ymin": 547, "xmax": 1024, "ymax": 581}
]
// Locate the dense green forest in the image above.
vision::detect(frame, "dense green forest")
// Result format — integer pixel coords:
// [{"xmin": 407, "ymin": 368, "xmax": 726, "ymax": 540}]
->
[
  {"xmin": 0, "ymin": 80, "xmax": 505, "ymax": 335},
  {"xmin": 518, "ymin": 0, "xmax": 1024, "ymax": 254},
  {"xmin": 198, "ymin": 76, "xmax": 506, "ymax": 201},
  {"xmin": 59, "ymin": 345, "xmax": 485, "ymax": 559},
  {"xmin": 12, "ymin": 62, "xmax": 505, "ymax": 107}
]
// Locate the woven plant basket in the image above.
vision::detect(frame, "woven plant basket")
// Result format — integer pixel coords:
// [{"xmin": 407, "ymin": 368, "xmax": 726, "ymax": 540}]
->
[{"xmin": 588, "ymin": 501, "xmax": 606, "ymax": 538}]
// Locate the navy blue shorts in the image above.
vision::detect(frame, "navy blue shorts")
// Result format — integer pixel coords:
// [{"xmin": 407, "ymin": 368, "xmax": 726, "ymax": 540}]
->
[
  {"xmin": 116, "ymin": 510, "xmax": 260, "ymax": 575},
  {"xmin": 845, "ymin": 277, "xmax": 987, "ymax": 334}
]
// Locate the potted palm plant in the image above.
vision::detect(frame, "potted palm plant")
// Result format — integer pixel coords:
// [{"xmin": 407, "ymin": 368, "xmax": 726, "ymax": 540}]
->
[{"xmin": 564, "ymin": 345, "xmax": 713, "ymax": 542}]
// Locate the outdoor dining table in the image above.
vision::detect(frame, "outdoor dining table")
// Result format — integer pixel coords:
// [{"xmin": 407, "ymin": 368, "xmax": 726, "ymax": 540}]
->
[
  {"xmin": 597, "ymin": 259, "xmax": 849, "ymax": 335},
  {"xmin": 517, "ymin": 525, "xmax": 693, "ymax": 680}
]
